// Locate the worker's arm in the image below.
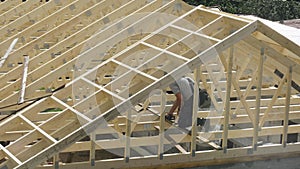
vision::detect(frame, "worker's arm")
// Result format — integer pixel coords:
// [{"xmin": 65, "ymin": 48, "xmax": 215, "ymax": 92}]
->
[{"xmin": 168, "ymin": 92, "xmax": 182, "ymax": 115}]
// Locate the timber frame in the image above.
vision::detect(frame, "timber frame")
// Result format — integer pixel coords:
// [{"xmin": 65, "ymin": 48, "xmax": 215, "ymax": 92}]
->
[{"xmin": 0, "ymin": 0, "xmax": 300, "ymax": 169}]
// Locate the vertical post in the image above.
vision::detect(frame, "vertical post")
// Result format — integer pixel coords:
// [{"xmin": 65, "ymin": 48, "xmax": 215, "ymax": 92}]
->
[
  {"xmin": 222, "ymin": 46, "xmax": 234, "ymax": 153},
  {"xmin": 282, "ymin": 66, "xmax": 292, "ymax": 147},
  {"xmin": 18, "ymin": 56, "xmax": 29, "ymax": 104},
  {"xmin": 125, "ymin": 109, "xmax": 132, "ymax": 163},
  {"xmin": 158, "ymin": 90, "xmax": 166, "ymax": 159},
  {"xmin": 90, "ymin": 132, "xmax": 95, "ymax": 166},
  {"xmin": 53, "ymin": 154, "xmax": 59, "ymax": 169},
  {"xmin": 253, "ymin": 48, "xmax": 264, "ymax": 151},
  {"xmin": 191, "ymin": 67, "xmax": 200, "ymax": 156}
]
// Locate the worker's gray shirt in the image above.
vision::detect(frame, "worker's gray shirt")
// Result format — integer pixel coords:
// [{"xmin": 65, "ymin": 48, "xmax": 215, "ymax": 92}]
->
[{"xmin": 169, "ymin": 77, "xmax": 194, "ymax": 129}]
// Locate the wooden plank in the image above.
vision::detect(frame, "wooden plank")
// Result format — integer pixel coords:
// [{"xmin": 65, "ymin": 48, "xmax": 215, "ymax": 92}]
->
[
  {"xmin": 222, "ymin": 46, "xmax": 234, "ymax": 152},
  {"xmin": 158, "ymin": 90, "xmax": 166, "ymax": 159},
  {"xmin": 36, "ymin": 142, "xmax": 300, "ymax": 169},
  {"xmin": 207, "ymin": 124, "xmax": 300, "ymax": 141},
  {"xmin": 253, "ymin": 47, "xmax": 264, "ymax": 151},
  {"xmin": 53, "ymin": 154, "xmax": 59, "ymax": 169},
  {"xmin": 124, "ymin": 109, "xmax": 132, "ymax": 162},
  {"xmin": 102, "ymin": 109, "xmax": 300, "ymax": 133},
  {"xmin": 62, "ymin": 133, "xmax": 191, "ymax": 153},
  {"xmin": 191, "ymin": 67, "xmax": 200, "ymax": 156},
  {"xmin": 114, "ymin": 106, "xmax": 300, "ymax": 126},
  {"xmin": 89, "ymin": 132, "xmax": 95, "ymax": 166},
  {"xmin": 150, "ymin": 97, "xmax": 300, "ymax": 118},
  {"xmin": 18, "ymin": 56, "xmax": 29, "ymax": 104},
  {"xmin": 282, "ymin": 66, "xmax": 292, "ymax": 147}
]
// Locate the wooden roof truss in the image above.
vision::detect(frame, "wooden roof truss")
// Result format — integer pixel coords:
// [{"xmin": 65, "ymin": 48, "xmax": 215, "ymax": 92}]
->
[{"xmin": 0, "ymin": 0, "xmax": 299, "ymax": 168}]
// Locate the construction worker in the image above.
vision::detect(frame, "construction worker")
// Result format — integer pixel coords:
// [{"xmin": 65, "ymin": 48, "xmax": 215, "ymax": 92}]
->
[{"xmin": 165, "ymin": 76, "xmax": 211, "ymax": 131}]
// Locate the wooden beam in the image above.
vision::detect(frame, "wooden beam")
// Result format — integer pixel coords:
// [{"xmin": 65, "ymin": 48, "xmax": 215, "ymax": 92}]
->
[
  {"xmin": 36, "ymin": 143, "xmax": 300, "ymax": 169},
  {"xmin": 89, "ymin": 132, "xmax": 95, "ymax": 166},
  {"xmin": 282, "ymin": 66, "xmax": 292, "ymax": 147},
  {"xmin": 253, "ymin": 47, "xmax": 264, "ymax": 151},
  {"xmin": 124, "ymin": 108, "xmax": 132, "ymax": 162},
  {"xmin": 18, "ymin": 56, "xmax": 29, "ymax": 104},
  {"xmin": 158, "ymin": 90, "xmax": 166, "ymax": 159},
  {"xmin": 206, "ymin": 124, "xmax": 300, "ymax": 140},
  {"xmin": 222, "ymin": 46, "xmax": 234, "ymax": 152},
  {"xmin": 115, "ymin": 106, "xmax": 300, "ymax": 126},
  {"xmin": 53, "ymin": 154, "xmax": 59, "ymax": 169},
  {"xmin": 62, "ymin": 133, "xmax": 191, "ymax": 153},
  {"xmin": 191, "ymin": 67, "xmax": 200, "ymax": 156}
]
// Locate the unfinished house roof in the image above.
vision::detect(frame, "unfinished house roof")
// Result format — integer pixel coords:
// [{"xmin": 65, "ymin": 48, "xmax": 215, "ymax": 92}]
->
[{"xmin": 0, "ymin": 0, "xmax": 299, "ymax": 169}]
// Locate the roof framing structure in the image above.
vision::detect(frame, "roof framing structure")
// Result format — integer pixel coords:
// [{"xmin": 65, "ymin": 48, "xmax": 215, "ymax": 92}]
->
[{"xmin": 0, "ymin": 0, "xmax": 300, "ymax": 169}]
